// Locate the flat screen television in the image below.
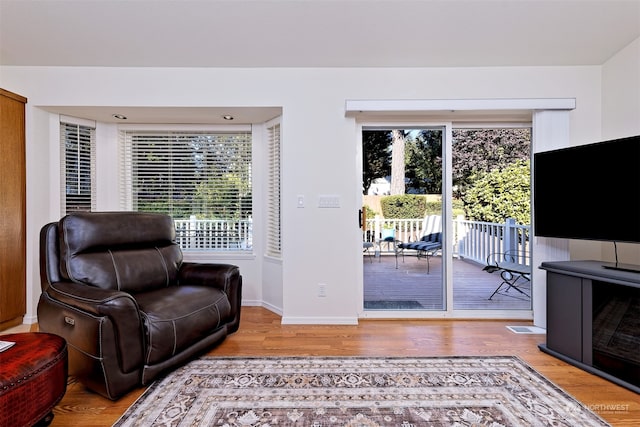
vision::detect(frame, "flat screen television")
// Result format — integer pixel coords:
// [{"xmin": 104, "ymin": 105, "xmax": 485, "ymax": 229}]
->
[{"xmin": 533, "ymin": 135, "xmax": 640, "ymax": 246}]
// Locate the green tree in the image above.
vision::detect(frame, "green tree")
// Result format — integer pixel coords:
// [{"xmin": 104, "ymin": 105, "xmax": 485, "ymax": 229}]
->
[
  {"xmin": 452, "ymin": 128, "xmax": 530, "ymax": 198},
  {"xmin": 463, "ymin": 159, "xmax": 530, "ymax": 225},
  {"xmin": 194, "ymin": 172, "xmax": 251, "ymax": 220},
  {"xmin": 362, "ymin": 130, "xmax": 392, "ymax": 194},
  {"xmin": 405, "ymin": 129, "xmax": 443, "ymax": 194}
]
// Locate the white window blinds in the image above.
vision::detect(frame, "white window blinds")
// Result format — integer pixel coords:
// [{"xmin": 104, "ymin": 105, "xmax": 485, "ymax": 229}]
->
[
  {"xmin": 266, "ymin": 119, "xmax": 282, "ymax": 257},
  {"xmin": 60, "ymin": 120, "xmax": 96, "ymax": 214},
  {"xmin": 119, "ymin": 129, "xmax": 252, "ymax": 251}
]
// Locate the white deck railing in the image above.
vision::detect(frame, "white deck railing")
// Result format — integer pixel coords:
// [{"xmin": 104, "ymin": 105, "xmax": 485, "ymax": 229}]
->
[
  {"xmin": 365, "ymin": 215, "xmax": 530, "ymax": 266},
  {"xmin": 174, "ymin": 214, "xmax": 529, "ymax": 262},
  {"xmin": 454, "ymin": 217, "xmax": 530, "ymax": 266},
  {"xmin": 174, "ymin": 216, "xmax": 252, "ymax": 251}
]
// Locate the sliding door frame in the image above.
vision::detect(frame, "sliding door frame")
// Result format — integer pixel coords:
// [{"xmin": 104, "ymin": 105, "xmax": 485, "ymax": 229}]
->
[{"xmin": 349, "ymin": 98, "xmax": 576, "ymax": 326}]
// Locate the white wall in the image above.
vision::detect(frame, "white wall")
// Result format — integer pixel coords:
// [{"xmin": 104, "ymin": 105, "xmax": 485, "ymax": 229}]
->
[
  {"xmin": 570, "ymin": 37, "xmax": 640, "ymax": 265},
  {"xmin": 600, "ymin": 37, "xmax": 640, "ymax": 265},
  {"xmin": 602, "ymin": 37, "xmax": 640, "ymax": 140},
  {"xmin": 0, "ymin": 65, "xmax": 610, "ymax": 324}
]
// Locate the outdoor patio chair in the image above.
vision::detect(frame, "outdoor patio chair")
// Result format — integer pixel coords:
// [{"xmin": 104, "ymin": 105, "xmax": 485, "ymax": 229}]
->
[
  {"xmin": 483, "ymin": 250, "xmax": 531, "ymax": 300},
  {"xmin": 395, "ymin": 232, "xmax": 442, "ymax": 273},
  {"xmin": 363, "ymin": 241, "xmax": 374, "ymax": 262}
]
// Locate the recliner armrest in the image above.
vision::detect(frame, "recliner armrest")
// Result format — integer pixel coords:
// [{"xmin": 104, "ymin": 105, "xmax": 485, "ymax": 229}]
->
[
  {"xmin": 178, "ymin": 263, "xmax": 240, "ymax": 293},
  {"xmin": 42, "ymin": 280, "xmax": 144, "ymax": 374},
  {"xmin": 46, "ymin": 280, "xmax": 139, "ymax": 316},
  {"xmin": 178, "ymin": 263, "xmax": 242, "ymax": 333}
]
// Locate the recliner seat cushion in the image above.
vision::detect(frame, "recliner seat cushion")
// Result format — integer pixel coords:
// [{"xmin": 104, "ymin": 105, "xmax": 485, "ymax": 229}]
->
[
  {"xmin": 134, "ymin": 285, "xmax": 232, "ymax": 365},
  {"xmin": 59, "ymin": 212, "xmax": 182, "ymax": 292}
]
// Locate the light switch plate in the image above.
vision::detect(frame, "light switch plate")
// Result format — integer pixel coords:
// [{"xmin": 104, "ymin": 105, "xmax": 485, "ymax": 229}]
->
[{"xmin": 318, "ymin": 195, "xmax": 340, "ymax": 208}]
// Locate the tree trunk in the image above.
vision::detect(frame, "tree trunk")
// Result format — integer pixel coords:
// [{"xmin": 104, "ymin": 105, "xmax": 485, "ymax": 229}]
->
[{"xmin": 390, "ymin": 129, "xmax": 405, "ymax": 195}]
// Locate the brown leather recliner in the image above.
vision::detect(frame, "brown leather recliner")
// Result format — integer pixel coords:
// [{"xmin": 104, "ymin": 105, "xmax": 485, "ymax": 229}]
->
[{"xmin": 37, "ymin": 211, "xmax": 242, "ymax": 400}]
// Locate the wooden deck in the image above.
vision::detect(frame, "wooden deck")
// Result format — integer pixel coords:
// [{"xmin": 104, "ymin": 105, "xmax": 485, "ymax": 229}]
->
[{"xmin": 364, "ymin": 252, "xmax": 532, "ymax": 311}]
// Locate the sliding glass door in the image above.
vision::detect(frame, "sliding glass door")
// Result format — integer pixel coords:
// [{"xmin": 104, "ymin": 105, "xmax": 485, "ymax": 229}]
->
[
  {"xmin": 450, "ymin": 127, "xmax": 533, "ymax": 311},
  {"xmin": 362, "ymin": 126, "xmax": 445, "ymax": 311},
  {"xmin": 360, "ymin": 122, "xmax": 533, "ymax": 316}
]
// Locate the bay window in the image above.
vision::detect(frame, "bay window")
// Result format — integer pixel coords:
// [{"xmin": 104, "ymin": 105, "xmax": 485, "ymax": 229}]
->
[{"xmin": 119, "ymin": 128, "xmax": 252, "ymax": 251}]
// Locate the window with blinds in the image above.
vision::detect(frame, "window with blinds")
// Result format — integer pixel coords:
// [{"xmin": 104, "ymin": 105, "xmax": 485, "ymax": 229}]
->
[
  {"xmin": 266, "ymin": 120, "xmax": 282, "ymax": 257},
  {"xmin": 119, "ymin": 129, "xmax": 252, "ymax": 251},
  {"xmin": 61, "ymin": 120, "xmax": 96, "ymax": 214}
]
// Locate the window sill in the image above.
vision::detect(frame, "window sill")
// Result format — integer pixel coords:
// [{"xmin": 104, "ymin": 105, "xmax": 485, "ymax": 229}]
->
[{"xmin": 183, "ymin": 251, "xmax": 256, "ymax": 263}]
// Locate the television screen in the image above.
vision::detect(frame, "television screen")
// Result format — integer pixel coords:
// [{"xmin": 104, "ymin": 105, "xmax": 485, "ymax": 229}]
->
[{"xmin": 533, "ymin": 135, "xmax": 640, "ymax": 243}]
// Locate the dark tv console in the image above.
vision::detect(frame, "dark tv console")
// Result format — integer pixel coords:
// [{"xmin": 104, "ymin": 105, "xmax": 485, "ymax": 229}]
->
[
  {"xmin": 539, "ymin": 260, "xmax": 640, "ymax": 394},
  {"xmin": 602, "ymin": 262, "xmax": 640, "ymax": 274}
]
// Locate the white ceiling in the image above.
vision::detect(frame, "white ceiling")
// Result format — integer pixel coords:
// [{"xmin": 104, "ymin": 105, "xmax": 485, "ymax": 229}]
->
[
  {"xmin": 1, "ymin": 0, "xmax": 639, "ymax": 123},
  {"xmin": 2, "ymin": 0, "xmax": 639, "ymax": 68}
]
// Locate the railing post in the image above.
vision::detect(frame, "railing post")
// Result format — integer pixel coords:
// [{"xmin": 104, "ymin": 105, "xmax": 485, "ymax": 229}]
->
[
  {"xmin": 189, "ymin": 215, "xmax": 197, "ymax": 250},
  {"xmin": 504, "ymin": 218, "xmax": 518, "ymax": 259},
  {"xmin": 374, "ymin": 215, "xmax": 382, "ymax": 241},
  {"xmin": 454, "ymin": 214, "xmax": 465, "ymax": 259},
  {"xmin": 245, "ymin": 216, "xmax": 252, "ymax": 249},
  {"xmin": 374, "ymin": 215, "xmax": 382, "ymax": 256}
]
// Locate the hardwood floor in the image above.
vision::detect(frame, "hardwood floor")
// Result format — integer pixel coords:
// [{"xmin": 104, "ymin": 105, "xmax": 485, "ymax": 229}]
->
[{"xmin": 29, "ymin": 307, "xmax": 640, "ymax": 426}]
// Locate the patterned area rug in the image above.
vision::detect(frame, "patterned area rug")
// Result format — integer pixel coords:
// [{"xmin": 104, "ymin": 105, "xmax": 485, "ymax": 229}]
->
[{"xmin": 114, "ymin": 356, "xmax": 609, "ymax": 427}]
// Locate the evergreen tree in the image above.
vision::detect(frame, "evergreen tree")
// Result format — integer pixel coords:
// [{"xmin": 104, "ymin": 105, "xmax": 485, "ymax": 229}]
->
[
  {"xmin": 405, "ymin": 129, "xmax": 443, "ymax": 194},
  {"xmin": 362, "ymin": 130, "xmax": 392, "ymax": 194}
]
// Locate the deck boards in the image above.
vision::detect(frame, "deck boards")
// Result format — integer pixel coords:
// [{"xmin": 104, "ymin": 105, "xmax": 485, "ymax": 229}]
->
[{"xmin": 364, "ymin": 253, "xmax": 531, "ymax": 310}]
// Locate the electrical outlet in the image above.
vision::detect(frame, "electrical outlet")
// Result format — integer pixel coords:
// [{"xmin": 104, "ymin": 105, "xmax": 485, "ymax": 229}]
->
[{"xmin": 318, "ymin": 283, "xmax": 327, "ymax": 297}]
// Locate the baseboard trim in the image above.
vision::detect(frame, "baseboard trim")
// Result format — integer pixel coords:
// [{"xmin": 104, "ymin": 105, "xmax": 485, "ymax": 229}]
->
[{"xmin": 22, "ymin": 314, "xmax": 38, "ymax": 325}]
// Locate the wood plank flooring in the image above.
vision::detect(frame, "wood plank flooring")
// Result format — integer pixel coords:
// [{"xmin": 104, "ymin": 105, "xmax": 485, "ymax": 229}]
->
[
  {"xmin": 26, "ymin": 307, "xmax": 639, "ymax": 427},
  {"xmin": 365, "ymin": 254, "xmax": 531, "ymax": 310}
]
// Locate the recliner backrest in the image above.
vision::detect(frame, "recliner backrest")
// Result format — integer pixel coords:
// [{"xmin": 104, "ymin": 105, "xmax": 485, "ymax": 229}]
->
[
  {"xmin": 58, "ymin": 211, "xmax": 183, "ymax": 292},
  {"xmin": 40, "ymin": 222, "xmax": 62, "ymax": 292}
]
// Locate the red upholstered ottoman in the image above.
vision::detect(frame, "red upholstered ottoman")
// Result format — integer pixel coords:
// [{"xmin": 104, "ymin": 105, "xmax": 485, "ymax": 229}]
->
[{"xmin": 0, "ymin": 332, "xmax": 68, "ymax": 427}]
